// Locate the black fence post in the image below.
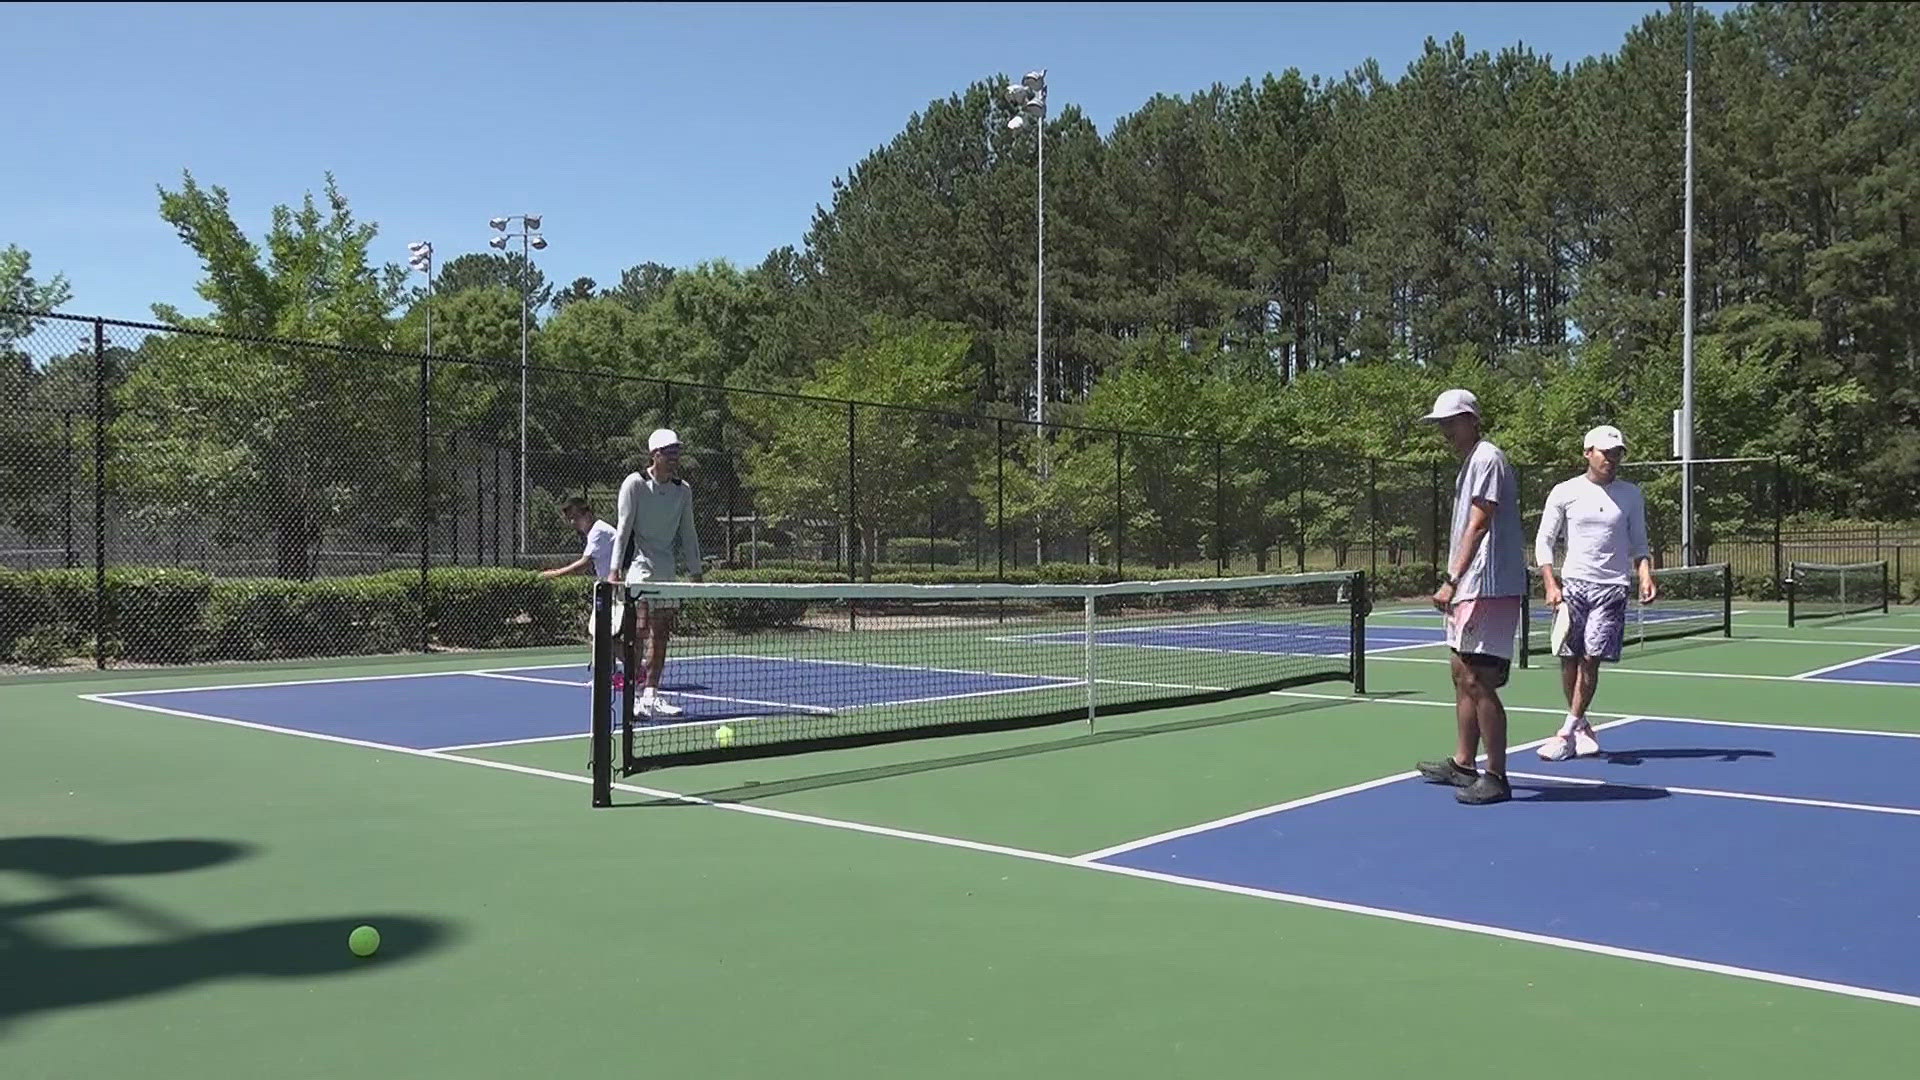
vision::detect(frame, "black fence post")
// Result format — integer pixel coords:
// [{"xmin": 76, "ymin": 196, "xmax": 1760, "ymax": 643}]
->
[
  {"xmin": 996, "ymin": 418, "xmax": 1006, "ymax": 581},
  {"xmin": 1213, "ymin": 441, "xmax": 1224, "ymax": 577},
  {"xmin": 418, "ymin": 346, "xmax": 432, "ymax": 654},
  {"xmin": 1430, "ymin": 461, "xmax": 1443, "ymax": 588},
  {"xmin": 62, "ymin": 409, "xmax": 75, "ymax": 569},
  {"xmin": 846, "ymin": 400, "xmax": 857, "ymax": 582},
  {"xmin": 1772, "ymin": 454, "xmax": 1784, "ymax": 593},
  {"xmin": 1113, "ymin": 431, "xmax": 1123, "ymax": 576},
  {"xmin": 92, "ymin": 319, "xmax": 107, "ymax": 670}
]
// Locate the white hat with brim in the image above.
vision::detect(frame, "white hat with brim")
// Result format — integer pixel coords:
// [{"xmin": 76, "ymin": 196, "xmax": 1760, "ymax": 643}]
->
[
  {"xmin": 1584, "ymin": 425, "xmax": 1626, "ymax": 452},
  {"xmin": 1420, "ymin": 388, "xmax": 1480, "ymax": 422},
  {"xmin": 648, "ymin": 428, "xmax": 681, "ymax": 452}
]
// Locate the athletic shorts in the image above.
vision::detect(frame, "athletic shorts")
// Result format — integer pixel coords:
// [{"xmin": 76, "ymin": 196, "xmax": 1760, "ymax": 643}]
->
[
  {"xmin": 1557, "ymin": 578, "xmax": 1629, "ymax": 663},
  {"xmin": 1447, "ymin": 595, "xmax": 1522, "ymax": 686}
]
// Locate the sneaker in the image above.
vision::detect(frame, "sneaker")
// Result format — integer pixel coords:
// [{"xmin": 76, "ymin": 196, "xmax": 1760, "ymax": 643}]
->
[
  {"xmin": 1456, "ymin": 772, "xmax": 1512, "ymax": 805},
  {"xmin": 1572, "ymin": 722, "xmax": 1602, "ymax": 757},
  {"xmin": 1536, "ymin": 735, "xmax": 1574, "ymax": 762},
  {"xmin": 635, "ymin": 694, "xmax": 685, "ymax": 718},
  {"xmin": 1416, "ymin": 758, "xmax": 1478, "ymax": 787}
]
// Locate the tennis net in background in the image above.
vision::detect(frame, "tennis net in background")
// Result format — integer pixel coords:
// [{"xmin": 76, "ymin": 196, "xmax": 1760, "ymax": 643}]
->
[
  {"xmin": 1519, "ymin": 563, "xmax": 1732, "ymax": 668},
  {"xmin": 1787, "ymin": 560, "xmax": 1890, "ymax": 626},
  {"xmin": 588, "ymin": 571, "xmax": 1367, "ymax": 801}
]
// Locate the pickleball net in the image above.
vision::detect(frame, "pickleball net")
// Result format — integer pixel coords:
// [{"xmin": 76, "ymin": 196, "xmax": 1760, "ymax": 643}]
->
[
  {"xmin": 1787, "ymin": 560, "xmax": 1890, "ymax": 626},
  {"xmin": 1519, "ymin": 562, "xmax": 1732, "ymax": 667},
  {"xmin": 588, "ymin": 571, "xmax": 1368, "ymax": 803}
]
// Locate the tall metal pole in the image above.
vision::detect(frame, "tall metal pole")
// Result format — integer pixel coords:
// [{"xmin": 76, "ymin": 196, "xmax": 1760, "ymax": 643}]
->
[
  {"xmin": 1035, "ymin": 107, "xmax": 1045, "ymax": 434},
  {"xmin": 1681, "ymin": 0, "xmax": 1697, "ymax": 565}
]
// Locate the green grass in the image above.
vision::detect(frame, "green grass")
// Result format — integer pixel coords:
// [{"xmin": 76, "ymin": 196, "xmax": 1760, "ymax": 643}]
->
[{"xmin": 5, "ymin": 604, "xmax": 1920, "ymax": 1077}]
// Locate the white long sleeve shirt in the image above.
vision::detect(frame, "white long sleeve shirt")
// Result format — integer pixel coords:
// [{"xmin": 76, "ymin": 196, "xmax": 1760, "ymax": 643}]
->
[
  {"xmin": 1533, "ymin": 475, "xmax": 1649, "ymax": 586},
  {"xmin": 613, "ymin": 470, "xmax": 701, "ymax": 582}
]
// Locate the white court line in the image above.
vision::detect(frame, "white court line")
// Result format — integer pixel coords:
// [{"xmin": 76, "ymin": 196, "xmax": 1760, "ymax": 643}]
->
[
  {"xmin": 1748, "ymin": 636, "xmax": 1920, "ymax": 649},
  {"xmin": 473, "ymin": 671, "xmax": 588, "ymax": 688},
  {"xmin": 1644, "ymin": 715, "xmax": 1920, "ymax": 742},
  {"xmin": 1794, "ymin": 645, "xmax": 1920, "ymax": 681},
  {"xmin": 1073, "ymin": 717, "xmax": 1646, "ymax": 863},
  {"xmin": 430, "ymin": 732, "xmax": 587, "ymax": 753},
  {"xmin": 1372, "ymin": 653, "xmax": 1920, "ymax": 688},
  {"xmin": 72, "ymin": 690, "xmax": 1920, "ymax": 1014},
  {"xmin": 1503, "ymin": 771, "xmax": 1920, "ymax": 819}
]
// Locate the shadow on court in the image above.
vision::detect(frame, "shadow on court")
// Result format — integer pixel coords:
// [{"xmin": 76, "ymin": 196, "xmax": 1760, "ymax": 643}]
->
[
  {"xmin": 1509, "ymin": 782, "xmax": 1673, "ymax": 803},
  {"xmin": 620, "ymin": 691, "xmax": 1423, "ymax": 806},
  {"xmin": 0, "ymin": 835, "xmax": 456, "ymax": 1032},
  {"xmin": 1601, "ymin": 747, "xmax": 1777, "ymax": 766}
]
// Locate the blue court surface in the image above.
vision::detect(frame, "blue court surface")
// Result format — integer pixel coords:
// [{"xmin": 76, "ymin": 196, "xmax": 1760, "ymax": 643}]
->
[
  {"xmin": 93, "ymin": 658, "xmax": 1082, "ymax": 751},
  {"xmin": 1090, "ymin": 718, "xmax": 1920, "ymax": 1002},
  {"xmin": 1798, "ymin": 645, "xmax": 1920, "ymax": 687}
]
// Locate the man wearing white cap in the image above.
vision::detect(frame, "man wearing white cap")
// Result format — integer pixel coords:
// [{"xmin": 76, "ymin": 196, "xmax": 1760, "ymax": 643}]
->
[
  {"xmin": 610, "ymin": 427, "xmax": 703, "ymax": 718},
  {"xmin": 1531, "ymin": 423, "xmax": 1656, "ymax": 762},
  {"xmin": 1415, "ymin": 388, "xmax": 1527, "ymax": 805}
]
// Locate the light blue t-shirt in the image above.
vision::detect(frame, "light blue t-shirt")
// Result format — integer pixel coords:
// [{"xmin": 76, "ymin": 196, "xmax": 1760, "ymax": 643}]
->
[{"xmin": 1450, "ymin": 439, "xmax": 1527, "ymax": 600}]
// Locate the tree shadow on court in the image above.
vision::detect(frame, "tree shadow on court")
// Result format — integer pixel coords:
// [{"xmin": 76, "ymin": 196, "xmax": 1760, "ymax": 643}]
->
[
  {"xmin": 1510, "ymin": 781, "xmax": 1673, "ymax": 803},
  {"xmin": 619, "ymin": 692, "xmax": 1424, "ymax": 807},
  {"xmin": 0, "ymin": 835, "xmax": 457, "ymax": 1033},
  {"xmin": 1600, "ymin": 747, "xmax": 1777, "ymax": 766}
]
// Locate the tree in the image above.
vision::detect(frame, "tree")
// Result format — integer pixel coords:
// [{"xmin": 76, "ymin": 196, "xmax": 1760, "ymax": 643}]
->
[
  {"xmin": 1, "ymin": 246, "xmax": 74, "ymax": 346},
  {"xmin": 434, "ymin": 252, "xmax": 551, "ymax": 312},
  {"xmin": 114, "ymin": 172, "xmax": 412, "ymax": 579}
]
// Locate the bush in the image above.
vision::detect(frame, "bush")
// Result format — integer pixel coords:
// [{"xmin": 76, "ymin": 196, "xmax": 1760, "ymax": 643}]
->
[
  {"xmin": 0, "ymin": 568, "xmax": 56, "ymax": 659},
  {"xmin": 886, "ymin": 537, "xmax": 964, "ymax": 566}
]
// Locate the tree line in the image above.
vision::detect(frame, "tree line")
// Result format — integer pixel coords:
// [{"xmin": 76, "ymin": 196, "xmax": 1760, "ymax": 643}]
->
[{"xmin": 3, "ymin": 1, "xmax": 1914, "ymax": 580}]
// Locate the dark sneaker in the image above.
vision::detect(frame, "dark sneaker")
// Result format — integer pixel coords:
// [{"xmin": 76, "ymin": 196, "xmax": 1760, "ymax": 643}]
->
[
  {"xmin": 1456, "ymin": 772, "xmax": 1512, "ymax": 805},
  {"xmin": 1416, "ymin": 758, "xmax": 1478, "ymax": 787}
]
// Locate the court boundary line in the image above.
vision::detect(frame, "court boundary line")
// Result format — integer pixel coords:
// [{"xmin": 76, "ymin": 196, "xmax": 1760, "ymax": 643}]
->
[
  {"xmin": 73, "ymin": 690, "xmax": 1920, "ymax": 1014},
  {"xmin": 1502, "ymin": 771, "xmax": 1920, "ymax": 818},
  {"xmin": 1372, "ymin": 653, "xmax": 1920, "ymax": 689},
  {"xmin": 1073, "ymin": 716, "xmax": 1649, "ymax": 862},
  {"xmin": 1792, "ymin": 645, "xmax": 1920, "ymax": 682}
]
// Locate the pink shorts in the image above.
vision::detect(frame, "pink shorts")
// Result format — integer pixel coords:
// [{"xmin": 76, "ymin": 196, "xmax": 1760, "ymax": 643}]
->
[{"xmin": 1446, "ymin": 595, "xmax": 1522, "ymax": 662}]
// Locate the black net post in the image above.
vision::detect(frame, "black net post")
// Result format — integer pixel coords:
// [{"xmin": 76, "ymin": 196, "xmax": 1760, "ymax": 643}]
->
[
  {"xmin": 589, "ymin": 581, "xmax": 614, "ymax": 807},
  {"xmin": 1723, "ymin": 563, "xmax": 1734, "ymax": 636},
  {"xmin": 1349, "ymin": 570, "xmax": 1368, "ymax": 694}
]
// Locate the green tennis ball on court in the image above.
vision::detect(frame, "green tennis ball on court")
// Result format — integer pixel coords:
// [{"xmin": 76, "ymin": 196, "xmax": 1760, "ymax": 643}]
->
[
  {"xmin": 714, "ymin": 724, "xmax": 736, "ymax": 746},
  {"xmin": 349, "ymin": 925, "xmax": 381, "ymax": 957}
]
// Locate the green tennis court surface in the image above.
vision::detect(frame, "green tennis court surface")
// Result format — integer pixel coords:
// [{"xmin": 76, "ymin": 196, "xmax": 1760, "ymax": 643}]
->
[{"xmin": 7, "ymin": 601, "xmax": 1920, "ymax": 1078}]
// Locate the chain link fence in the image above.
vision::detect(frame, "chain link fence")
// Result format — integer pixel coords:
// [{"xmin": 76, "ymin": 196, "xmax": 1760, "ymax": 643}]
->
[{"xmin": 6, "ymin": 309, "xmax": 1899, "ymax": 675}]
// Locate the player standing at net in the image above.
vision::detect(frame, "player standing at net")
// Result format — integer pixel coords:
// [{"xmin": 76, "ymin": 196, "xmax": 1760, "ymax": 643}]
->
[
  {"xmin": 540, "ymin": 496, "xmax": 624, "ymax": 688},
  {"xmin": 1416, "ymin": 388, "xmax": 1527, "ymax": 806},
  {"xmin": 610, "ymin": 428, "xmax": 703, "ymax": 718},
  {"xmin": 1531, "ymin": 424, "xmax": 1657, "ymax": 762}
]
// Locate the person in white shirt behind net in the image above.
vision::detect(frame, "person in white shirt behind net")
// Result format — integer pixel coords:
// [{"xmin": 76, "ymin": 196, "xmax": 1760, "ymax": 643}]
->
[
  {"xmin": 610, "ymin": 428, "xmax": 703, "ymax": 719},
  {"xmin": 540, "ymin": 495, "xmax": 622, "ymax": 688},
  {"xmin": 1532, "ymin": 424, "xmax": 1658, "ymax": 762}
]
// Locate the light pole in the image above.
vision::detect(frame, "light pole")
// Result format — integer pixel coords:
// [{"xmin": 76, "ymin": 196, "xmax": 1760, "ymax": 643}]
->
[
  {"xmin": 1680, "ymin": 1, "xmax": 1697, "ymax": 565},
  {"xmin": 489, "ymin": 215, "xmax": 547, "ymax": 556},
  {"xmin": 407, "ymin": 241, "xmax": 434, "ymax": 356},
  {"xmin": 1005, "ymin": 70, "xmax": 1047, "ymax": 433}
]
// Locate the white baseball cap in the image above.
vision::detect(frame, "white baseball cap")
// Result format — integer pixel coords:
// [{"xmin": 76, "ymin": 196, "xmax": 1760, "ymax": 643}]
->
[
  {"xmin": 1584, "ymin": 424, "xmax": 1626, "ymax": 452},
  {"xmin": 647, "ymin": 428, "xmax": 681, "ymax": 452},
  {"xmin": 1420, "ymin": 388, "xmax": 1480, "ymax": 422}
]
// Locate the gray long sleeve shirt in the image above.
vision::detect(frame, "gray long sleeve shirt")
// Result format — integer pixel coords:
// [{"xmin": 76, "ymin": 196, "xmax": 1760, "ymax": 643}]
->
[{"xmin": 612, "ymin": 470, "xmax": 701, "ymax": 582}]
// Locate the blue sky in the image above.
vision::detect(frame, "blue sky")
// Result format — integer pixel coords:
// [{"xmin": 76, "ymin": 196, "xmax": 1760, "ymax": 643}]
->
[{"xmin": 2, "ymin": 2, "xmax": 1733, "ymax": 320}]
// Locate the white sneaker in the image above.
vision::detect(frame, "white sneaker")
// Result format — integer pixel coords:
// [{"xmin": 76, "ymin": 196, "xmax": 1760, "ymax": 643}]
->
[
  {"xmin": 1572, "ymin": 723, "xmax": 1602, "ymax": 757},
  {"xmin": 1536, "ymin": 734, "xmax": 1575, "ymax": 762},
  {"xmin": 636, "ymin": 695, "xmax": 684, "ymax": 718}
]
